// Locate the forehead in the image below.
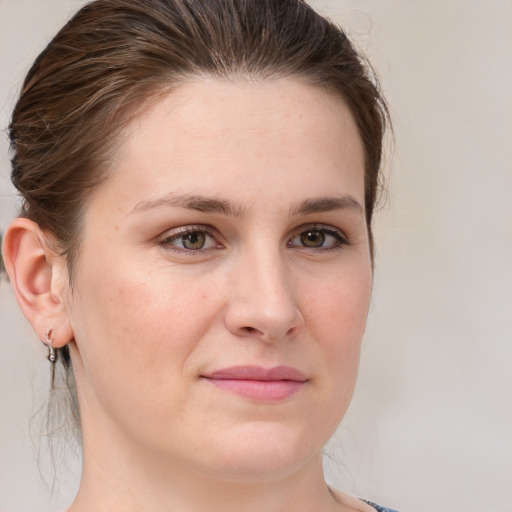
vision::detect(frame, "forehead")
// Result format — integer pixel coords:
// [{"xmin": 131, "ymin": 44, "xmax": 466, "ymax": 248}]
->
[{"xmin": 98, "ymin": 78, "xmax": 365, "ymax": 214}]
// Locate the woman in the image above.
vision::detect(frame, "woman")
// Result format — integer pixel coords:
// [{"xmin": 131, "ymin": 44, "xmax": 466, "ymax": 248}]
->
[{"xmin": 2, "ymin": 1, "xmax": 395, "ymax": 511}]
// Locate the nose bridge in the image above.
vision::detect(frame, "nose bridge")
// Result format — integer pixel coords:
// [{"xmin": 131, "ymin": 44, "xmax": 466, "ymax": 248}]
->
[
  {"xmin": 247, "ymin": 243, "xmax": 290, "ymax": 306},
  {"xmin": 226, "ymin": 240, "xmax": 302, "ymax": 340}
]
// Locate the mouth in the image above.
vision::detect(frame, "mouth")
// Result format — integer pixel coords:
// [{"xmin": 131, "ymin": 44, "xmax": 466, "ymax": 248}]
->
[{"xmin": 201, "ymin": 365, "xmax": 308, "ymax": 401}]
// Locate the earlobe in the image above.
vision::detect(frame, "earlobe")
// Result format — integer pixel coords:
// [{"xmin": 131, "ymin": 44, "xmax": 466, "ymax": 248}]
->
[{"xmin": 2, "ymin": 218, "xmax": 73, "ymax": 347}]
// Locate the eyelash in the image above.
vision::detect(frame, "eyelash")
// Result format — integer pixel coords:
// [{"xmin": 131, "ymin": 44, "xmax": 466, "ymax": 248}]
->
[
  {"xmin": 159, "ymin": 223, "xmax": 349, "ymax": 254},
  {"xmin": 288, "ymin": 224, "xmax": 349, "ymax": 251},
  {"xmin": 159, "ymin": 225, "xmax": 221, "ymax": 255}
]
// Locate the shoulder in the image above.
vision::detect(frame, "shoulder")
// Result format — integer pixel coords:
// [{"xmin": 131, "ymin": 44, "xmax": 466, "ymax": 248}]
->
[
  {"xmin": 329, "ymin": 487, "xmax": 398, "ymax": 512},
  {"xmin": 360, "ymin": 499, "xmax": 400, "ymax": 512}
]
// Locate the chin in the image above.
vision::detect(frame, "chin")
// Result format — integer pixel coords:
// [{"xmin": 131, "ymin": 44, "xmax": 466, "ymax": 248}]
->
[{"xmin": 195, "ymin": 421, "xmax": 322, "ymax": 481}]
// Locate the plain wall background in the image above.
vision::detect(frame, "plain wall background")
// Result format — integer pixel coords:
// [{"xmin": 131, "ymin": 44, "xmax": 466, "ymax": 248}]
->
[{"xmin": 1, "ymin": 1, "xmax": 511, "ymax": 511}]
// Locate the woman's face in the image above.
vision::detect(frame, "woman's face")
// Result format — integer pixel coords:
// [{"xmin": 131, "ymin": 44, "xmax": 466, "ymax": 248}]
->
[{"xmin": 64, "ymin": 78, "xmax": 372, "ymax": 479}]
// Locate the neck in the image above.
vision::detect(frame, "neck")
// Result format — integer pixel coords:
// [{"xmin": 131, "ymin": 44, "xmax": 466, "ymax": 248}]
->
[
  {"xmin": 68, "ymin": 415, "xmax": 348, "ymax": 512},
  {"xmin": 71, "ymin": 447, "xmax": 341, "ymax": 512}
]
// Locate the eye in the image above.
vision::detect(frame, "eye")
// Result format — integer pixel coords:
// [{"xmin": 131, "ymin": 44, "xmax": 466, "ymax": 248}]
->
[
  {"xmin": 300, "ymin": 230, "xmax": 326, "ymax": 248},
  {"xmin": 288, "ymin": 225, "xmax": 348, "ymax": 250},
  {"xmin": 180, "ymin": 231, "xmax": 207, "ymax": 250},
  {"xmin": 160, "ymin": 226, "xmax": 220, "ymax": 252}
]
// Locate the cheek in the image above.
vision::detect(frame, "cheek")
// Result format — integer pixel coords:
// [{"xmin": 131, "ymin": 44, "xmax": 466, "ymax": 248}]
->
[
  {"xmin": 304, "ymin": 267, "xmax": 371, "ymax": 341},
  {"xmin": 302, "ymin": 267, "xmax": 371, "ymax": 389},
  {"xmin": 69, "ymin": 257, "xmax": 219, "ymax": 398}
]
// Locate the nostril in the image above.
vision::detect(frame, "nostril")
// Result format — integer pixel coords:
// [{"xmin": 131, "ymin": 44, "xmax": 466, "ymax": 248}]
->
[{"xmin": 242, "ymin": 326, "xmax": 258, "ymax": 334}]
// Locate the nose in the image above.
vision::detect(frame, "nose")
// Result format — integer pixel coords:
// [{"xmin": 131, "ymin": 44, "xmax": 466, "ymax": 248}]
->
[{"xmin": 224, "ymin": 246, "xmax": 304, "ymax": 342}]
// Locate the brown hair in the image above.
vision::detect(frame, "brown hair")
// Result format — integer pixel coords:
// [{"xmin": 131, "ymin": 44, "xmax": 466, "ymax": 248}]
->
[{"xmin": 9, "ymin": 0, "xmax": 389, "ymax": 364}]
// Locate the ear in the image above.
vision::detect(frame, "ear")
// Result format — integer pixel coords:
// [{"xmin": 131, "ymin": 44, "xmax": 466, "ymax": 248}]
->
[{"xmin": 2, "ymin": 218, "xmax": 74, "ymax": 347}]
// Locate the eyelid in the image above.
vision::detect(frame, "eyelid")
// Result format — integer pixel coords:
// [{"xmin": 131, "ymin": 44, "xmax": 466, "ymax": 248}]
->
[
  {"xmin": 288, "ymin": 223, "xmax": 349, "ymax": 248},
  {"xmin": 157, "ymin": 222, "xmax": 349, "ymax": 254},
  {"xmin": 159, "ymin": 224, "xmax": 223, "ymax": 252}
]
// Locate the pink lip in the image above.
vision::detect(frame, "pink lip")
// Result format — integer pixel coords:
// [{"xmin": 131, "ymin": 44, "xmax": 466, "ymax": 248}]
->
[{"xmin": 202, "ymin": 365, "xmax": 308, "ymax": 401}]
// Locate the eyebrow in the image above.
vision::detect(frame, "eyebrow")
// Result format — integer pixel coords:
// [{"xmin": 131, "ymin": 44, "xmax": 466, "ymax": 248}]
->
[
  {"xmin": 128, "ymin": 193, "xmax": 363, "ymax": 217},
  {"xmin": 129, "ymin": 193, "xmax": 245, "ymax": 217},
  {"xmin": 289, "ymin": 196, "xmax": 364, "ymax": 216}
]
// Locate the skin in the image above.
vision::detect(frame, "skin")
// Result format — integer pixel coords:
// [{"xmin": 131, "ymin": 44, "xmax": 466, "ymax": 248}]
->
[{"xmin": 3, "ymin": 78, "xmax": 375, "ymax": 512}]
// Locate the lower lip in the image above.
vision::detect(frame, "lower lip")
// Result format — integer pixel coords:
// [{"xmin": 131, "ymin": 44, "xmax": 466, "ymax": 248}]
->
[{"xmin": 204, "ymin": 378, "xmax": 305, "ymax": 401}]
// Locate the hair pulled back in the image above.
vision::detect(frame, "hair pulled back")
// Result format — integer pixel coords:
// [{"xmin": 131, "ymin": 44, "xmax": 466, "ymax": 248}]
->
[{"xmin": 9, "ymin": 0, "xmax": 388, "ymax": 364}]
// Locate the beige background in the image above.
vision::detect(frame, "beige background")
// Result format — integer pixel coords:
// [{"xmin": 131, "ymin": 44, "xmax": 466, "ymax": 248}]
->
[{"xmin": 1, "ymin": 1, "xmax": 511, "ymax": 511}]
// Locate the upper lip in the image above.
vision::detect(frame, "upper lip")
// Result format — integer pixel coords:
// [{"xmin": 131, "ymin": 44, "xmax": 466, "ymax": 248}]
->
[{"xmin": 204, "ymin": 365, "xmax": 307, "ymax": 382}]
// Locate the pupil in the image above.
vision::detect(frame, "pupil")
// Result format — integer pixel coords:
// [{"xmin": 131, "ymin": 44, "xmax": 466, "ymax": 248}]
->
[
  {"xmin": 182, "ymin": 232, "xmax": 205, "ymax": 249},
  {"xmin": 301, "ymin": 230, "xmax": 325, "ymax": 247}
]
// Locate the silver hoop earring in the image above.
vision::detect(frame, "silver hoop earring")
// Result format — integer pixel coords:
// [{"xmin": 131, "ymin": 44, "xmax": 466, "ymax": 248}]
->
[{"xmin": 45, "ymin": 328, "xmax": 57, "ymax": 363}]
